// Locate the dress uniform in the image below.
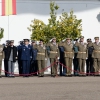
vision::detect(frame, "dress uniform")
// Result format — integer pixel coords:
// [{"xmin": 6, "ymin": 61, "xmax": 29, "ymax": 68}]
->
[
  {"xmin": 59, "ymin": 38, "xmax": 74, "ymax": 76},
  {"xmin": 58, "ymin": 41, "xmax": 66, "ymax": 76},
  {"xmin": 5, "ymin": 40, "xmax": 17, "ymax": 77},
  {"xmin": 3, "ymin": 40, "xmax": 9, "ymax": 77},
  {"xmin": 73, "ymin": 39, "xmax": 79, "ymax": 76},
  {"xmin": 75, "ymin": 36, "xmax": 88, "ymax": 76},
  {"xmin": 35, "ymin": 39, "xmax": 48, "ymax": 77},
  {"xmin": 92, "ymin": 37, "xmax": 100, "ymax": 76},
  {"xmin": 0, "ymin": 44, "xmax": 4, "ymax": 77},
  {"xmin": 30, "ymin": 40, "xmax": 38, "ymax": 76},
  {"xmin": 86, "ymin": 39, "xmax": 94, "ymax": 76},
  {"xmin": 17, "ymin": 41, "xmax": 23, "ymax": 75},
  {"xmin": 47, "ymin": 37, "xmax": 60, "ymax": 77},
  {"xmin": 20, "ymin": 39, "xmax": 32, "ymax": 77}
]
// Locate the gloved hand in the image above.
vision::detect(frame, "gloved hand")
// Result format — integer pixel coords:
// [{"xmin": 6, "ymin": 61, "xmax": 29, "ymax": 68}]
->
[
  {"xmin": 45, "ymin": 58, "xmax": 47, "ymax": 60},
  {"xmin": 57, "ymin": 57, "xmax": 59, "ymax": 59}
]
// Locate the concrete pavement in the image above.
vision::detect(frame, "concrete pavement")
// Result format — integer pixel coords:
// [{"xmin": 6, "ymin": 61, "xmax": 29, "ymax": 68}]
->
[{"xmin": 0, "ymin": 76, "xmax": 100, "ymax": 100}]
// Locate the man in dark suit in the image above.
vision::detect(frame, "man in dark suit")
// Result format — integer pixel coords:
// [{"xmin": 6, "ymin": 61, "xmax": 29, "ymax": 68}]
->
[
  {"xmin": 5, "ymin": 40, "xmax": 17, "ymax": 77},
  {"xmin": 17, "ymin": 41, "xmax": 23, "ymax": 75},
  {"xmin": 19, "ymin": 39, "xmax": 32, "ymax": 77},
  {"xmin": 73, "ymin": 39, "xmax": 79, "ymax": 76},
  {"xmin": 86, "ymin": 38, "xmax": 94, "ymax": 76},
  {"xmin": 58, "ymin": 41, "xmax": 66, "ymax": 76},
  {"xmin": 3, "ymin": 40, "xmax": 10, "ymax": 77},
  {"xmin": 30, "ymin": 40, "xmax": 38, "ymax": 76}
]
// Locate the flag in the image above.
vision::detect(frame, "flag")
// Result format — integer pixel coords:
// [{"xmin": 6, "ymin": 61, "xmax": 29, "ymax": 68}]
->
[{"xmin": 1, "ymin": 0, "xmax": 16, "ymax": 16}]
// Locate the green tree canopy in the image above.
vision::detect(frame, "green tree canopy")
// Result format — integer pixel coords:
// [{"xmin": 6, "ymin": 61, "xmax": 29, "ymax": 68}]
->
[
  {"xmin": 28, "ymin": 1, "xmax": 82, "ymax": 43},
  {"xmin": 0, "ymin": 28, "xmax": 4, "ymax": 39}
]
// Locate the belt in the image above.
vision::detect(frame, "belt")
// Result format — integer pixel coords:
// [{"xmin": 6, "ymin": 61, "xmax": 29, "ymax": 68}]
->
[
  {"xmin": 78, "ymin": 52, "xmax": 86, "ymax": 53},
  {"xmin": 50, "ymin": 51, "xmax": 58, "ymax": 53},
  {"xmin": 65, "ymin": 52, "xmax": 73, "ymax": 53},
  {"xmin": 94, "ymin": 51, "xmax": 100, "ymax": 52},
  {"xmin": 37, "ymin": 53, "xmax": 45, "ymax": 55},
  {"xmin": 0, "ymin": 53, "xmax": 2, "ymax": 55}
]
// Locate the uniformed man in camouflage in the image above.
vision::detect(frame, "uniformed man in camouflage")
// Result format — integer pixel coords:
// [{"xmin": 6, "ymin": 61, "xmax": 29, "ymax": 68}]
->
[
  {"xmin": 75, "ymin": 36, "xmax": 88, "ymax": 76},
  {"xmin": 59, "ymin": 38, "xmax": 74, "ymax": 76},
  {"xmin": 0, "ymin": 43, "xmax": 4, "ymax": 77},
  {"xmin": 47, "ymin": 37, "xmax": 60, "ymax": 77},
  {"xmin": 35, "ymin": 39, "xmax": 48, "ymax": 77},
  {"xmin": 92, "ymin": 37, "xmax": 100, "ymax": 76},
  {"xmin": 86, "ymin": 38, "xmax": 94, "ymax": 76}
]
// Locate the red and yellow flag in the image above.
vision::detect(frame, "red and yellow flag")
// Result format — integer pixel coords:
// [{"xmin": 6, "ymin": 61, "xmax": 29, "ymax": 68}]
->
[{"xmin": 2, "ymin": 0, "xmax": 16, "ymax": 16}]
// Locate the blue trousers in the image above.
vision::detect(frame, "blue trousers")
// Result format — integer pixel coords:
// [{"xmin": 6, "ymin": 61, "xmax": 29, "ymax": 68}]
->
[{"xmin": 22, "ymin": 60, "xmax": 30, "ymax": 76}]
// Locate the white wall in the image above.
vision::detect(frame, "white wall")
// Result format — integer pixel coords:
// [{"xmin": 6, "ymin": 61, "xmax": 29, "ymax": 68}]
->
[
  {"xmin": 0, "ymin": 0, "xmax": 100, "ymax": 44},
  {"xmin": 1, "ymin": 0, "xmax": 100, "ymax": 74}
]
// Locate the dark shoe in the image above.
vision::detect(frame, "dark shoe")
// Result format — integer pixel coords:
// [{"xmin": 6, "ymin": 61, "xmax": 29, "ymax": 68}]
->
[
  {"xmin": 0, "ymin": 76, "xmax": 2, "ymax": 78},
  {"xmin": 51, "ymin": 75, "xmax": 56, "ymax": 77},
  {"xmin": 41, "ymin": 75, "xmax": 44, "ymax": 77},
  {"xmin": 68, "ymin": 75, "xmax": 72, "ymax": 77},
  {"xmin": 38, "ymin": 75, "xmax": 42, "ymax": 77}
]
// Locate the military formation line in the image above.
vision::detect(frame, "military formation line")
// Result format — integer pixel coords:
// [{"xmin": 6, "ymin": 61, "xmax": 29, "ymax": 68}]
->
[{"xmin": 0, "ymin": 36, "xmax": 99, "ymax": 78}]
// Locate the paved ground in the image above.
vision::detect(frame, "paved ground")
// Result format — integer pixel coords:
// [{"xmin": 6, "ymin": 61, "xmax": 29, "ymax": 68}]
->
[{"xmin": 0, "ymin": 76, "xmax": 100, "ymax": 100}]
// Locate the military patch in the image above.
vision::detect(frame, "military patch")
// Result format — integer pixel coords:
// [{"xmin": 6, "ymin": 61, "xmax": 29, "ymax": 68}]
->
[
  {"xmin": 0, "ymin": 48, "xmax": 3, "ymax": 52},
  {"xmin": 84, "ymin": 44, "xmax": 87, "ymax": 48},
  {"xmin": 43, "ymin": 46, "xmax": 46, "ymax": 49},
  {"xmin": 70, "ymin": 44, "xmax": 73, "ymax": 48},
  {"xmin": 50, "ymin": 44, "xmax": 53, "ymax": 46}
]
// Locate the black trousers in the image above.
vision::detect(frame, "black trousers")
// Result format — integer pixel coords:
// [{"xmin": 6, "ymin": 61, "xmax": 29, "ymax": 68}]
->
[
  {"xmin": 86, "ymin": 55, "xmax": 94, "ymax": 75},
  {"xmin": 59, "ymin": 59, "xmax": 66, "ymax": 76},
  {"xmin": 4, "ymin": 60, "xmax": 8, "ymax": 77},
  {"xmin": 73, "ymin": 53, "xmax": 79, "ymax": 75},
  {"xmin": 30, "ymin": 60, "xmax": 38, "ymax": 76},
  {"xmin": 18, "ymin": 60, "xmax": 23, "ymax": 75}
]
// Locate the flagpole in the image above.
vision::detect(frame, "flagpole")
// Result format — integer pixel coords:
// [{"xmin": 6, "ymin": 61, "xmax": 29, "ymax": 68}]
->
[{"xmin": 8, "ymin": 15, "xmax": 9, "ymax": 40}]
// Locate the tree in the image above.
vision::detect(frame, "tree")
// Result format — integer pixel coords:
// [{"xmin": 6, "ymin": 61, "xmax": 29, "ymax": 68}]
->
[
  {"xmin": 0, "ymin": 28, "xmax": 4, "ymax": 40},
  {"xmin": 27, "ymin": 19, "xmax": 47, "ymax": 42},
  {"xmin": 28, "ymin": 1, "xmax": 82, "ymax": 43},
  {"xmin": 59, "ymin": 10, "xmax": 82, "ymax": 40}
]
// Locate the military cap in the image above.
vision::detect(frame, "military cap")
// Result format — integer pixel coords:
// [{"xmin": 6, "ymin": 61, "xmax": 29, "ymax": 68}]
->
[
  {"xmin": 6, "ymin": 40, "xmax": 9, "ymax": 42},
  {"xmin": 66, "ymin": 38, "xmax": 71, "ymax": 40},
  {"xmin": 87, "ymin": 38, "xmax": 91, "ymax": 42},
  {"xmin": 74, "ymin": 38, "xmax": 78, "ymax": 41},
  {"xmin": 52, "ymin": 37, "xmax": 56, "ymax": 40},
  {"xmin": 40, "ymin": 39, "xmax": 44, "ymax": 42},
  {"xmin": 94, "ymin": 37, "xmax": 99, "ymax": 40},
  {"xmin": 80, "ymin": 36, "xmax": 84, "ymax": 39},
  {"xmin": 23, "ymin": 39, "xmax": 30, "ymax": 42},
  {"xmin": 31, "ymin": 40, "xmax": 35, "ymax": 43},
  {"xmin": 10, "ymin": 40, "xmax": 14, "ymax": 43},
  {"xmin": 62, "ymin": 38, "xmax": 66, "ymax": 42}
]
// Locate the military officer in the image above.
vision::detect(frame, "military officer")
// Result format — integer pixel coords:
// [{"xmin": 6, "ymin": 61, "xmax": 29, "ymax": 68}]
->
[
  {"xmin": 17, "ymin": 41, "xmax": 23, "ymax": 75},
  {"xmin": 19, "ymin": 39, "xmax": 32, "ymax": 77},
  {"xmin": 86, "ymin": 38, "xmax": 94, "ymax": 76},
  {"xmin": 3, "ymin": 40, "xmax": 9, "ymax": 77},
  {"xmin": 58, "ymin": 40, "xmax": 66, "ymax": 76},
  {"xmin": 92, "ymin": 37, "xmax": 100, "ymax": 76},
  {"xmin": 0, "ymin": 42, "xmax": 4, "ymax": 77},
  {"xmin": 75, "ymin": 36, "xmax": 88, "ymax": 76},
  {"xmin": 59, "ymin": 38, "xmax": 74, "ymax": 76},
  {"xmin": 73, "ymin": 39, "xmax": 79, "ymax": 76},
  {"xmin": 35, "ymin": 39, "xmax": 48, "ymax": 77},
  {"xmin": 47, "ymin": 37, "xmax": 60, "ymax": 77},
  {"xmin": 30, "ymin": 40, "xmax": 38, "ymax": 76}
]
